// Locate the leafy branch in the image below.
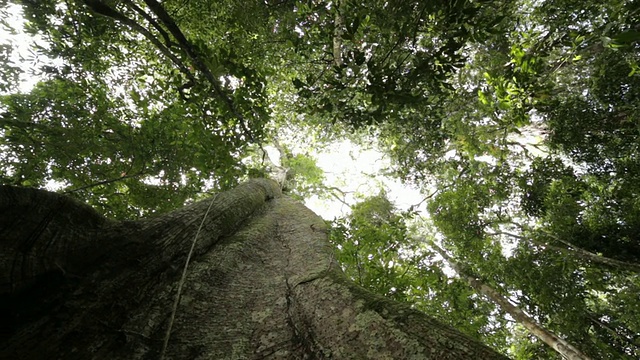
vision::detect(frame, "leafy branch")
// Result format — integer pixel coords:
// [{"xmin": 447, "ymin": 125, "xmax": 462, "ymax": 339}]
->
[{"xmin": 82, "ymin": 0, "xmax": 256, "ymax": 140}]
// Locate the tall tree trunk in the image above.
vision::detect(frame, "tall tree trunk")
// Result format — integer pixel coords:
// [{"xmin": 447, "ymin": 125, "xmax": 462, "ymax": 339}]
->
[
  {"xmin": 430, "ymin": 242, "xmax": 592, "ymax": 360},
  {"xmin": 333, "ymin": 0, "xmax": 344, "ymax": 67},
  {"xmin": 0, "ymin": 180, "xmax": 507, "ymax": 359}
]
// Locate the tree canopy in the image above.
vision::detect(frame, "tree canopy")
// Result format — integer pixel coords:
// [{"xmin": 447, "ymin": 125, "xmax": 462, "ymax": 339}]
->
[{"xmin": 1, "ymin": 0, "xmax": 639, "ymax": 358}]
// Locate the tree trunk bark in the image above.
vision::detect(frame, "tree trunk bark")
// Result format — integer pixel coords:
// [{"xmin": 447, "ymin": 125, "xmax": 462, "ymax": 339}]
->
[
  {"xmin": 333, "ymin": 0, "xmax": 344, "ymax": 67},
  {"xmin": 0, "ymin": 180, "xmax": 507, "ymax": 359}
]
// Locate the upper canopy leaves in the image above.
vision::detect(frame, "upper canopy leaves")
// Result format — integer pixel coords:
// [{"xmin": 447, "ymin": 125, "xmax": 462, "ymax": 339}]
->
[{"xmin": 2, "ymin": 0, "xmax": 639, "ymax": 357}]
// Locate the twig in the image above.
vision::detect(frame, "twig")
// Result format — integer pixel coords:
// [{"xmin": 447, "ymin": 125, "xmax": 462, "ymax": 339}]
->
[{"xmin": 62, "ymin": 172, "xmax": 144, "ymax": 194}]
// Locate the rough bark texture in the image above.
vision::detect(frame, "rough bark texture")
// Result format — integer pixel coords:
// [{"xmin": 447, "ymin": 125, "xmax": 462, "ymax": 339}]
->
[{"xmin": 0, "ymin": 179, "xmax": 508, "ymax": 359}]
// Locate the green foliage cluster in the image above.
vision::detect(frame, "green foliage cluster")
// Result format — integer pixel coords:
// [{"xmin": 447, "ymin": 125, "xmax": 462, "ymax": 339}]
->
[
  {"xmin": 324, "ymin": 0, "xmax": 640, "ymax": 358},
  {"xmin": 330, "ymin": 194, "xmax": 511, "ymax": 351},
  {"xmin": 330, "ymin": 193, "xmax": 417, "ymax": 300}
]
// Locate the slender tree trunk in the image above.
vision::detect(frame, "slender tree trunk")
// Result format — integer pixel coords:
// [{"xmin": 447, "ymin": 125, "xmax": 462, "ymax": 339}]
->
[
  {"xmin": 488, "ymin": 230, "xmax": 640, "ymax": 273},
  {"xmin": 333, "ymin": 0, "xmax": 344, "ymax": 67},
  {"xmin": 430, "ymin": 242, "xmax": 592, "ymax": 360},
  {"xmin": 0, "ymin": 180, "xmax": 507, "ymax": 359}
]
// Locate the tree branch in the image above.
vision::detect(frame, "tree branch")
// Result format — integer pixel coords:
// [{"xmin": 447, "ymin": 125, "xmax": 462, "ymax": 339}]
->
[
  {"xmin": 62, "ymin": 172, "xmax": 145, "ymax": 194},
  {"xmin": 140, "ymin": 0, "xmax": 255, "ymax": 140},
  {"xmin": 121, "ymin": 0, "xmax": 176, "ymax": 48},
  {"xmin": 487, "ymin": 230, "xmax": 640, "ymax": 273},
  {"xmin": 82, "ymin": 0, "xmax": 196, "ymax": 84}
]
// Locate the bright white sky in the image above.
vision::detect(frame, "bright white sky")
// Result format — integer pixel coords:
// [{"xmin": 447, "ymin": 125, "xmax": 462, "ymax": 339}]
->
[
  {"xmin": 1, "ymin": 4, "xmax": 44, "ymax": 91},
  {"xmin": 302, "ymin": 140, "xmax": 426, "ymax": 219}
]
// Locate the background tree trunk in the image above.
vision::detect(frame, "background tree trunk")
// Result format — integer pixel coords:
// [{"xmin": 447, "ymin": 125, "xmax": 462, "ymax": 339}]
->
[
  {"xmin": 431, "ymin": 242, "xmax": 591, "ymax": 360},
  {"xmin": 0, "ymin": 180, "xmax": 507, "ymax": 359}
]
